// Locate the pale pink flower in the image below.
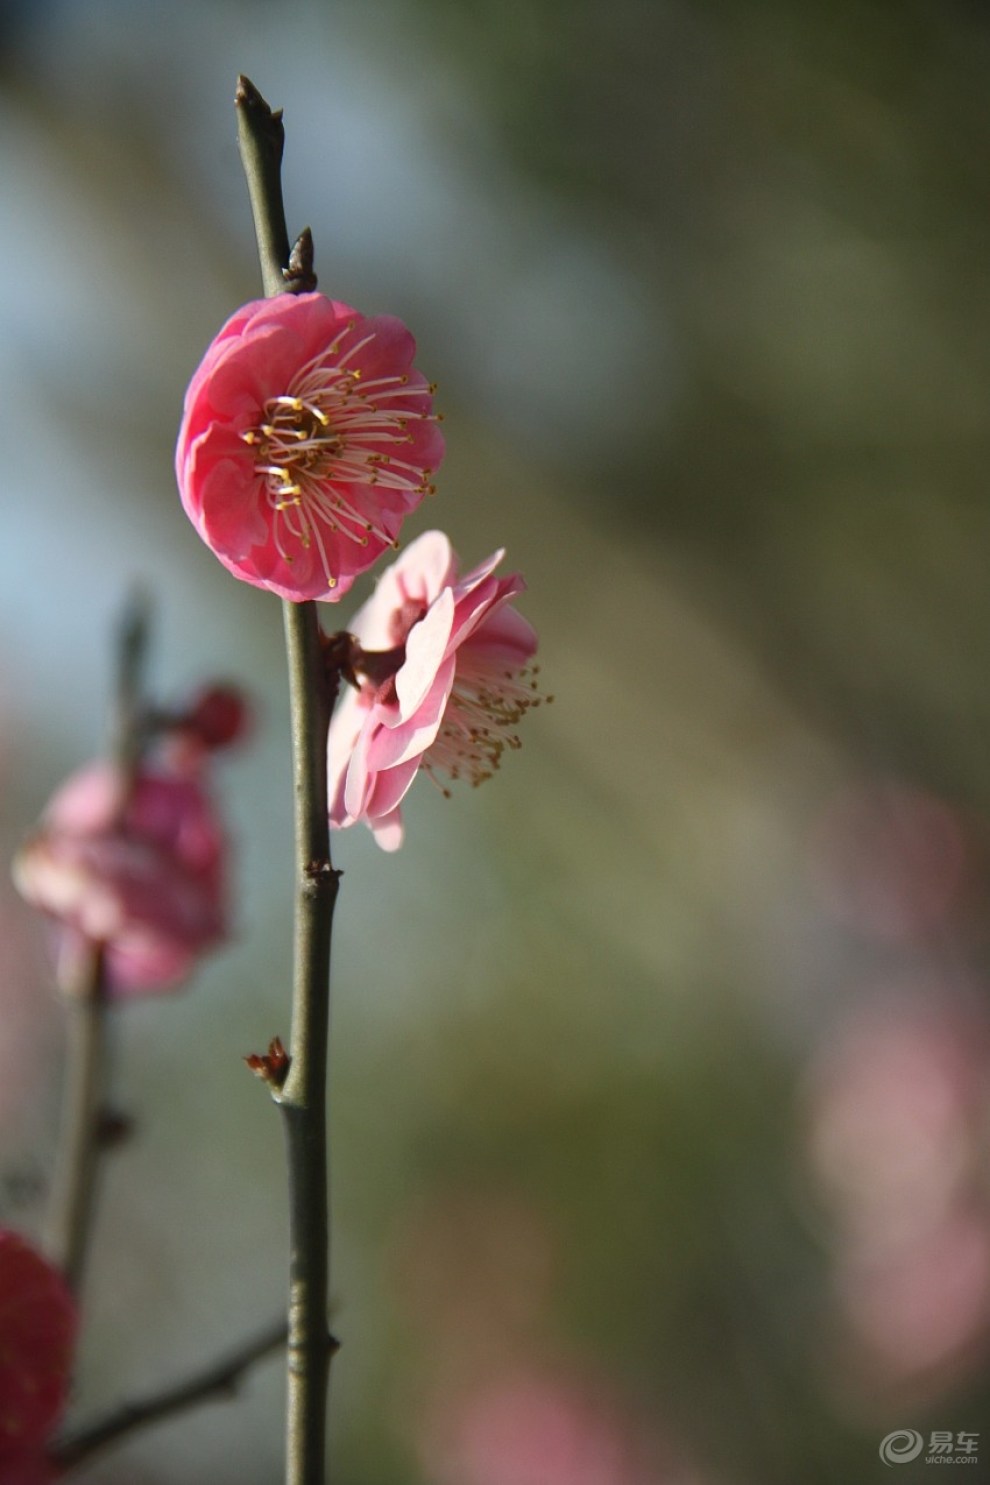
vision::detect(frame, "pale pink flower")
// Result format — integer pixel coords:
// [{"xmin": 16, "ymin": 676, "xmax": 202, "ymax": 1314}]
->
[
  {"xmin": 805, "ymin": 997, "xmax": 989, "ymax": 1238},
  {"xmin": 13, "ymin": 761, "xmax": 228, "ymax": 996},
  {"xmin": 176, "ymin": 293, "xmax": 444, "ymax": 601},
  {"xmin": 804, "ymin": 995, "xmax": 990, "ymax": 1396},
  {"xmin": 806, "ymin": 780, "xmax": 969, "ymax": 943},
  {"xmin": 328, "ymin": 531, "xmax": 541, "ymax": 851},
  {"xmin": 835, "ymin": 1206, "xmax": 990, "ymax": 1382},
  {"xmin": 0, "ymin": 1229, "xmax": 77, "ymax": 1482},
  {"xmin": 421, "ymin": 1369, "xmax": 680, "ymax": 1485}
]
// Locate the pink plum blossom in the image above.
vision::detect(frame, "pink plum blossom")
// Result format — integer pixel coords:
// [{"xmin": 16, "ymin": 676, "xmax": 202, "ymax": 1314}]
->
[
  {"xmin": 13, "ymin": 760, "xmax": 228, "ymax": 996},
  {"xmin": 0, "ymin": 1229, "xmax": 77, "ymax": 1483},
  {"xmin": 176, "ymin": 293, "xmax": 444, "ymax": 601},
  {"xmin": 804, "ymin": 994, "xmax": 990, "ymax": 1396},
  {"xmin": 328, "ymin": 531, "xmax": 542, "ymax": 851},
  {"xmin": 420, "ymin": 1369, "xmax": 683, "ymax": 1485},
  {"xmin": 835, "ymin": 1205, "xmax": 990, "ymax": 1383}
]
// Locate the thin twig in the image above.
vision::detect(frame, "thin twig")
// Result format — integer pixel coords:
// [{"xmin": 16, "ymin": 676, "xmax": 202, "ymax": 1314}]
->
[
  {"xmin": 51, "ymin": 1319, "xmax": 287, "ymax": 1471},
  {"xmin": 236, "ymin": 76, "xmax": 338, "ymax": 1485},
  {"xmin": 44, "ymin": 592, "xmax": 151, "ymax": 1293}
]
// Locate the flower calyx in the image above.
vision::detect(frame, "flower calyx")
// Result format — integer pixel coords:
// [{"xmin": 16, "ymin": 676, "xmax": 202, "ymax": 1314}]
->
[{"xmin": 321, "ymin": 630, "xmax": 407, "ymax": 705}]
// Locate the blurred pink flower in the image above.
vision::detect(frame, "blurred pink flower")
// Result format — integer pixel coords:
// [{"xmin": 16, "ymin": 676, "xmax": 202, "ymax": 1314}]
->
[
  {"xmin": 804, "ymin": 995, "xmax": 990, "ymax": 1394},
  {"xmin": 421, "ymin": 1369, "xmax": 681, "ymax": 1485},
  {"xmin": 13, "ymin": 760, "xmax": 227, "ymax": 996},
  {"xmin": 806, "ymin": 781, "xmax": 969, "ymax": 943},
  {"xmin": 176, "ymin": 293, "xmax": 444, "ymax": 601},
  {"xmin": 0, "ymin": 1229, "xmax": 77, "ymax": 1482},
  {"xmin": 836, "ymin": 1205, "xmax": 990, "ymax": 1382},
  {"xmin": 328, "ymin": 530, "xmax": 541, "ymax": 850},
  {"xmin": 805, "ymin": 997, "xmax": 988, "ymax": 1238}
]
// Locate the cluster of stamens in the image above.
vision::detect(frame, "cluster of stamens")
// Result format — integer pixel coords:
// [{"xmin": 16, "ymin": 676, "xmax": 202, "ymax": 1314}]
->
[
  {"xmin": 239, "ymin": 323, "xmax": 439, "ymax": 588},
  {"xmin": 423, "ymin": 660, "xmax": 549, "ymax": 794}
]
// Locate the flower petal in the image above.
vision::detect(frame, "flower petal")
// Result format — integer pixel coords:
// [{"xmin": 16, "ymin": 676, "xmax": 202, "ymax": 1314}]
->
[{"xmin": 395, "ymin": 589, "xmax": 455, "ymax": 720}]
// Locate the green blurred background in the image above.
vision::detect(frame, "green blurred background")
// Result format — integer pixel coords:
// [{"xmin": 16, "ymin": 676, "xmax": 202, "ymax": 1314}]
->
[{"xmin": 2, "ymin": 1, "xmax": 990, "ymax": 1480}]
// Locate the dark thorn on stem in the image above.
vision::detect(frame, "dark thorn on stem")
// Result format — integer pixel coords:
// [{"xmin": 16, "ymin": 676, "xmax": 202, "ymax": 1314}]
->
[
  {"xmin": 327, "ymin": 1332, "xmax": 341, "ymax": 1356},
  {"xmin": 96, "ymin": 1108, "xmax": 134, "ymax": 1148},
  {"xmin": 304, "ymin": 859, "xmax": 341, "ymax": 882},
  {"xmin": 284, "ymin": 228, "xmax": 318, "ymax": 294}
]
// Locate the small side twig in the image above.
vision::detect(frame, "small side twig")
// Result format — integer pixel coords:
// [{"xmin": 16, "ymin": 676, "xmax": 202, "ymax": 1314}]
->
[{"xmin": 50, "ymin": 1318, "xmax": 288, "ymax": 1471}]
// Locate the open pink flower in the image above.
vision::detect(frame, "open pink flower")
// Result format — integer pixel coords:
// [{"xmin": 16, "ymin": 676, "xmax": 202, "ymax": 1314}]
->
[
  {"xmin": 328, "ymin": 531, "xmax": 541, "ymax": 851},
  {"xmin": 0, "ymin": 1229, "xmax": 77, "ymax": 1483},
  {"xmin": 176, "ymin": 293, "xmax": 444, "ymax": 601},
  {"xmin": 13, "ymin": 761, "xmax": 228, "ymax": 996}
]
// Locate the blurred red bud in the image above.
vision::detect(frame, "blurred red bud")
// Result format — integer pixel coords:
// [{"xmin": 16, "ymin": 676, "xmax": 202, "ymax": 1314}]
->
[{"xmin": 184, "ymin": 684, "xmax": 251, "ymax": 751}]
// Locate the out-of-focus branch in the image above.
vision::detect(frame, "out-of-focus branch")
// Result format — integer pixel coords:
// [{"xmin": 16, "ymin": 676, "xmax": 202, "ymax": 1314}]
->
[
  {"xmin": 45, "ymin": 591, "xmax": 150, "ymax": 1293},
  {"xmin": 51, "ymin": 1318, "xmax": 287, "ymax": 1471}
]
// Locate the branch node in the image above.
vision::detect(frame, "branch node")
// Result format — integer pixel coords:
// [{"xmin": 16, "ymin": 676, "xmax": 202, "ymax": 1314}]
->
[{"xmin": 244, "ymin": 1036, "xmax": 291, "ymax": 1090}]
